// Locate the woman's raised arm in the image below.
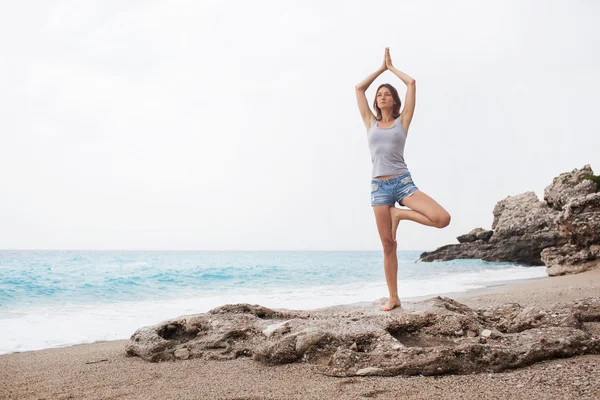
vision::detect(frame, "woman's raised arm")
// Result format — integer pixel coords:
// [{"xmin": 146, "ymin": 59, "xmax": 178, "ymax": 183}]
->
[
  {"xmin": 355, "ymin": 48, "xmax": 387, "ymax": 131},
  {"xmin": 386, "ymin": 49, "xmax": 416, "ymax": 134}
]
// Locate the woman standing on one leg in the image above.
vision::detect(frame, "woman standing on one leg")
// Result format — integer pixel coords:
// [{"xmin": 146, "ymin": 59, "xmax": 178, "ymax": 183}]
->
[{"xmin": 355, "ymin": 48, "xmax": 451, "ymax": 312}]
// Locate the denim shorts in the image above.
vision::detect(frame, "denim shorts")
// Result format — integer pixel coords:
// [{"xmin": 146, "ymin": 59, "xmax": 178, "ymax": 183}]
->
[{"xmin": 371, "ymin": 172, "xmax": 419, "ymax": 207}]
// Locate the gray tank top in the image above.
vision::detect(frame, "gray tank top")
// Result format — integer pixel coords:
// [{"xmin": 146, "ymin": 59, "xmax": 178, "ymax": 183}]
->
[{"xmin": 367, "ymin": 117, "xmax": 409, "ymax": 178}]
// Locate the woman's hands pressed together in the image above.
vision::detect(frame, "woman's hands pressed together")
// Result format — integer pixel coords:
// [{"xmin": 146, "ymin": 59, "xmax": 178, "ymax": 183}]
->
[
  {"xmin": 380, "ymin": 47, "xmax": 388, "ymax": 72},
  {"xmin": 385, "ymin": 47, "xmax": 394, "ymax": 70}
]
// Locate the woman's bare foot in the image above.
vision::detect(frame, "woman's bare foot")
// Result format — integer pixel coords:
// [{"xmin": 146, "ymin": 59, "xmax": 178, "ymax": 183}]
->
[
  {"xmin": 379, "ymin": 297, "xmax": 401, "ymax": 311},
  {"xmin": 390, "ymin": 207, "xmax": 402, "ymax": 241}
]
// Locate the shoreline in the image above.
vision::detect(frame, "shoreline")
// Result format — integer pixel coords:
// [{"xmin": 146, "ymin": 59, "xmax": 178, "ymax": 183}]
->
[
  {"xmin": 1, "ymin": 269, "xmax": 548, "ymax": 357},
  {"xmin": 0, "ymin": 270, "xmax": 581, "ymax": 357},
  {"xmin": 1, "ymin": 269, "xmax": 599, "ymax": 399}
]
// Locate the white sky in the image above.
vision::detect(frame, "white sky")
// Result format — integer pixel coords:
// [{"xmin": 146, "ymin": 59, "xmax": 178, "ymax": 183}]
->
[{"xmin": 1, "ymin": 0, "xmax": 598, "ymax": 251}]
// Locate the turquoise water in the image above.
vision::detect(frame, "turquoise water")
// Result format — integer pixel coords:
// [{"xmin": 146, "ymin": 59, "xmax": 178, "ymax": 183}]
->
[{"xmin": 0, "ymin": 250, "xmax": 546, "ymax": 354}]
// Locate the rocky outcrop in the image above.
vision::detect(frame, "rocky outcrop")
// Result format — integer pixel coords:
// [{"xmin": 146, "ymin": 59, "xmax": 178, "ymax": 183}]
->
[
  {"xmin": 419, "ymin": 165, "xmax": 600, "ymax": 275},
  {"xmin": 542, "ymin": 192, "xmax": 600, "ymax": 276},
  {"xmin": 420, "ymin": 192, "xmax": 562, "ymax": 266},
  {"xmin": 541, "ymin": 244, "xmax": 600, "ymax": 277},
  {"xmin": 544, "ymin": 165, "xmax": 598, "ymax": 210},
  {"xmin": 457, "ymin": 228, "xmax": 493, "ymax": 244},
  {"xmin": 126, "ymin": 298, "xmax": 600, "ymax": 376}
]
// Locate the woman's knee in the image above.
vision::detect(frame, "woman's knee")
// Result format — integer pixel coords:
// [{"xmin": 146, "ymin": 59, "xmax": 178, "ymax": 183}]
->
[
  {"xmin": 434, "ymin": 212, "xmax": 451, "ymax": 228},
  {"xmin": 381, "ymin": 237, "xmax": 397, "ymax": 253}
]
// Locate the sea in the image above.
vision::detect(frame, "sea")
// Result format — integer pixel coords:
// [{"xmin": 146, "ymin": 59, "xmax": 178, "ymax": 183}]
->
[{"xmin": 0, "ymin": 250, "xmax": 547, "ymax": 355}]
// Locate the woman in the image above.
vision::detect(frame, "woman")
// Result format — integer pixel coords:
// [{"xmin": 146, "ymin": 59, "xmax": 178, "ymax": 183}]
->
[{"xmin": 355, "ymin": 48, "xmax": 451, "ymax": 311}]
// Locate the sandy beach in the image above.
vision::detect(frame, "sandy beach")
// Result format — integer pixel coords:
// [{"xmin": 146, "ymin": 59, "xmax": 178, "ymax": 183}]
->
[{"xmin": 2, "ymin": 269, "xmax": 599, "ymax": 400}]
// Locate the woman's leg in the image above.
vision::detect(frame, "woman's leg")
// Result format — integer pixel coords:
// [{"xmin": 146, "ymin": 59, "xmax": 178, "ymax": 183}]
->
[
  {"xmin": 390, "ymin": 190, "xmax": 451, "ymax": 240},
  {"xmin": 373, "ymin": 205, "xmax": 402, "ymax": 311}
]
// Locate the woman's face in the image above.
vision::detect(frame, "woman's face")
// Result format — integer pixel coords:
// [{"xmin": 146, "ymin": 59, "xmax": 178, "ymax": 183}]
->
[{"xmin": 376, "ymin": 88, "xmax": 394, "ymax": 109}]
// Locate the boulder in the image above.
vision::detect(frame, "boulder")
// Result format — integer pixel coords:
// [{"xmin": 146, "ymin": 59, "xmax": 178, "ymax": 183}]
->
[
  {"xmin": 542, "ymin": 245, "xmax": 600, "ymax": 277},
  {"xmin": 544, "ymin": 164, "xmax": 597, "ymax": 211},
  {"xmin": 457, "ymin": 228, "xmax": 493, "ymax": 244}
]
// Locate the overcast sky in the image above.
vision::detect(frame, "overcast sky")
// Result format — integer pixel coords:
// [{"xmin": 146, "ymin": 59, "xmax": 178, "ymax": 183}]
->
[{"xmin": 1, "ymin": 0, "xmax": 598, "ymax": 251}]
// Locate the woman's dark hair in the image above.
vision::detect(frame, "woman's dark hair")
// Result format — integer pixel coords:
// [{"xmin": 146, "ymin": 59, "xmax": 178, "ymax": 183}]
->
[{"xmin": 373, "ymin": 83, "xmax": 401, "ymax": 120}]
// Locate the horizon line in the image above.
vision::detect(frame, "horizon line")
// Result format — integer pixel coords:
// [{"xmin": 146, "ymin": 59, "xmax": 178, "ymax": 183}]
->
[{"xmin": 0, "ymin": 248, "xmax": 428, "ymax": 252}]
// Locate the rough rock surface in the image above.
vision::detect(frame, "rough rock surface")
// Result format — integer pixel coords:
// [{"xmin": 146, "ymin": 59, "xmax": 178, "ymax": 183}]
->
[
  {"xmin": 419, "ymin": 165, "xmax": 600, "ymax": 275},
  {"xmin": 555, "ymin": 192, "xmax": 600, "ymax": 248},
  {"xmin": 541, "ymin": 245, "xmax": 600, "ymax": 277},
  {"xmin": 457, "ymin": 228, "xmax": 493, "ymax": 244},
  {"xmin": 544, "ymin": 164, "xmax": 597, "ymax": 211},
  {"xmin": 126, "ymin": 298, "xmax": 600, "ymax": 377},
  {"xmin": 542, "ymin": 191, "xmax": 600, "ymax": 276}
]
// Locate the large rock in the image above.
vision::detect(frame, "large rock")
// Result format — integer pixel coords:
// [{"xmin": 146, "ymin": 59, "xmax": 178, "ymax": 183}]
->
[
  {"xmin": 419, "ymin": 165, "xmax": 600, "ymax": 275},
  {"xmin": 490, "ymin": 192, "xmax": 559, "ymax": 242},
  {"xmin": 125, "ymin": 299, "xmax": 600, "ymax": 376},
  {"xmin": 542, "ymin": 192, "xmax": 600, "ymax": 276},
  {"xmin": 542, "ymin": 244, "xmax": 600, "ymax": 277},
  {"xmin": 556, "ymin": 192, "xmax": 600, "ymax": 247},
  {"xmin": 489, "ymin": 191, "xmax": 562, "ymax": 264},
  {"xmin": 457, "ymin": 228, "xmax": 493, "ymax": 244},
  {"xmin": 544, "ymin": 165, "xmax": 597, "ymax": 211}
]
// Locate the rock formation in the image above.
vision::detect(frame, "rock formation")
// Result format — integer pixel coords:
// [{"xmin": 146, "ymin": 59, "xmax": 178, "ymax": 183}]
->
[
  {"xmin": 126, "ymin": 298, "xmax": 600, "ymax": 376},
  {"xmin": 419, "ymin": 165, "xmax": 600, "ymax": 276}
]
